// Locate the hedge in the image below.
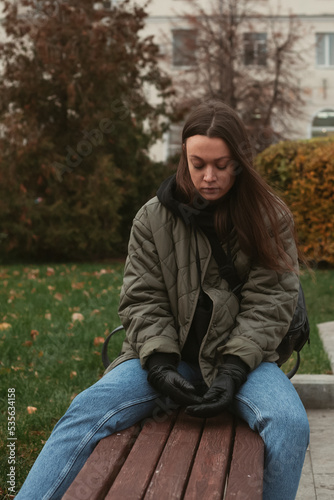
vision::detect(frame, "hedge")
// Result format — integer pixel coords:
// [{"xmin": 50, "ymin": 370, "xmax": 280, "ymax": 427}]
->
[{"xmin": 255, "ymin": 137, "xmax": 334, "ymax": 266}]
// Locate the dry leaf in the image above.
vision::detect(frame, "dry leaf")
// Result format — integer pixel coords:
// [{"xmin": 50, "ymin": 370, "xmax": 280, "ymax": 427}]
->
[
  {"xmin": 71, "ymin": 355, "xmax": 83, "ymax": 361},
  {"xmin": 30, "ymin": 329, "xmax": 39, "ymax": 341},
  {"xmin": 70, "ymin": 371, "xmax": 77, "ymax": 379},
  {"xmin": 54, "ymin": 293, "xmax": 63, "ymax": 301},
  {"xmin": 48, "ymin": 285, "xmax": 55, "ymax": 291},
  {"xmin": 22, "ymin": 340, "xmax": 33, "ymax": 347},
  {"xmin": 72, "ymin": 313, "xmax": 84, "ymax": 322},
  {"xmin": 93, "ymin": 336, "xmax": 105, "ymax": 346},
  {"xmin": 71, "ymin": 282, "xmax": 84, "ymax": 289},
  {"xmin": 11, "ymin": 365, "xmax": 24, "ymax": 371},
  {"xmin": 90, "ymin": 309, "xmax": 100, "ymax": 315},
  {"xmin": 0, "ymin": 322, "xmax": 12, "ymax": 331},
  {"xmin": 46, "ymin": 267, "xmax": 55, "ymax": 276},
  {"xmin": 27, "ymin": 406, "xmax": 37, "ymax": 414},
  {"xmin": 27, "ymin": 269, "xmax": 39, "ymax": 280},
  {"xmin": 45, "ymin": 313, "xmax": 52, "ymax": 320}
]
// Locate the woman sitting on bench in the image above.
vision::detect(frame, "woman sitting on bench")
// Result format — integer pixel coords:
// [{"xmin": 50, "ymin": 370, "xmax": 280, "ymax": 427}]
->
[{"xmin": 17, "ymin": 100, "xmax": 310, "ymax": 500}]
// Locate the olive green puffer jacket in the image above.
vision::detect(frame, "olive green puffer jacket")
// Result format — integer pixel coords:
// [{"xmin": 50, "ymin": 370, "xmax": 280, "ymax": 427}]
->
[{"xmin": 105, "ymin": 194, "xmax": 299, "ymax": 387}]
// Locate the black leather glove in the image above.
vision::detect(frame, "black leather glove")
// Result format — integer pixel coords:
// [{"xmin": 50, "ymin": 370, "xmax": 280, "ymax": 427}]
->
[
  {"xmin": 147, "ymin": 353, "xmax": 203, "ymax": 406},
  {"xmin": 186, "ymin": 356, "xmax": 249, "ymax": 418}
]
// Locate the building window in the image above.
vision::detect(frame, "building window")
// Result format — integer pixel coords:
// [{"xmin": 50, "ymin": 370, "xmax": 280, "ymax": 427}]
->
[
  {"xmin": 167, "ymin": 123, "xmax": 183, "ymax": 158},
  {"xmin": 316, "ymin": 33, "xmax": 334, "ymax": 67},
  {"xmin": 243, "ymin": 33, "xmax": 267, "ymax": 66},
  {"xmin": 172, "ymin": 29, "xmax": 197, "ymax": 67},
  {"xmin": 311, "ymin": 109, "xmax": 334, "ymax": 138}
]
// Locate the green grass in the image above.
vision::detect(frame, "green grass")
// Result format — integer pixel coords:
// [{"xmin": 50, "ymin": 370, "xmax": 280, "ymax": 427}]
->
[
  {"xmin": 282, "ymin": 269, "xmax": 333, "ymax": 376},
  {"xmin": 0, "ymin": 264, "xmax": 333, "ymax": 497},
  {"xmin": 0, "ymin": 263, "xmax": 125, "ymax": 498}
]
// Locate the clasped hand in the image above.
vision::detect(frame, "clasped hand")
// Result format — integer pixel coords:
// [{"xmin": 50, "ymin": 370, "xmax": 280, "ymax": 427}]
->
[
  {"xmin": 185, "ymin": 370, "xmax": 235, "ymax": 418},
  {"xmin": 147, "ymin": 364, "xmax": 203, "ymax": 406},
  {"xmin": 147, "ymin": 364, "xmax": 235, "ymax": 417}
]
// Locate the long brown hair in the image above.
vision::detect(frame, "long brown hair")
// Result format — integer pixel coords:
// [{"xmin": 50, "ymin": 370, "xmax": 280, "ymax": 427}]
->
[{"xmin": 176, "ymin": 100, "xmax": 299, "ymax": 272}]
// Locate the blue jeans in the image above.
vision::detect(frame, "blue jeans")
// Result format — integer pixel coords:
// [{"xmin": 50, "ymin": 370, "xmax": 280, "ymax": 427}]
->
[{"xmin": 16, "ymin": 360, "xmax": 309, "ymax": 500}]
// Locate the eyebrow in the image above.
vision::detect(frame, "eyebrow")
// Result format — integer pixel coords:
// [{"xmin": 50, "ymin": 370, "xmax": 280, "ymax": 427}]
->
[{"xmin": 189, "ymin": 154, "xmax": 232, "ymax": 160}]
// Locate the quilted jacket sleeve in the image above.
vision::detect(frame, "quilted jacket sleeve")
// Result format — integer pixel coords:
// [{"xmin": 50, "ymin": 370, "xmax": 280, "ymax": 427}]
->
[
  {"xmin": 118, "ymin": 205, "xmax": 181, "ymax": 368},
  {"xmin": 221, "ymin": 213, "xmax": 300, "ymax": 371}
]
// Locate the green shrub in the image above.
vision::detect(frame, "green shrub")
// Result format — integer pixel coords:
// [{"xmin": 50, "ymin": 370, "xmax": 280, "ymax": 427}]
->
[
  {"xmin": 255, "ymin": 137, "xmax": 334, "ymax": 265},
  {"xmin": 0, "ymin": 143, "xmax": 170, "ymax": 262}
]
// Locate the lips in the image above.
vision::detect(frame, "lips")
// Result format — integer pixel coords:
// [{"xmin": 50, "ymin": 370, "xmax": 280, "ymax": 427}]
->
[{"xmin": 201, "ymin": 188, "xmax": 220, "ymax": 193}]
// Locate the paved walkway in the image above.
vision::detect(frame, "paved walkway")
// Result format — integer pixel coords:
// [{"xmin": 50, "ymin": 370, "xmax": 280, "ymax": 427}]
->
[
  {"xmin": 295, "ymin": 321, "xmax": 334, "ymax": 499},
  {"xmin": 296, "ymin": 409, "xmax": 334, "ymax": 499}
]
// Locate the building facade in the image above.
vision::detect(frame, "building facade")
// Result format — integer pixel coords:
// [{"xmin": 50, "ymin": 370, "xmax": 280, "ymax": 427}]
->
[{"xmin": 134, "ymin": 0, "xmax": 334, "ymax": 161}]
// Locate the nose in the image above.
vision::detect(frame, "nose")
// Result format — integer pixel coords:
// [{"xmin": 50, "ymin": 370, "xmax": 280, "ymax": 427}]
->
[{"xmin": 203, "ymin": 166, "xmax": 217, "ymax": 182}]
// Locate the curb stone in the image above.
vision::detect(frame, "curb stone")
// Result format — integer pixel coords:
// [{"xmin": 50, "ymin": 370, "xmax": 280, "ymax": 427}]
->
[
  {"xmin": 292, "ymin": 375, "xmax": 334, "ymax": 409},
  {"xmin": 291, "ymin": 322, "xmax": 334, "ymax": 409}
]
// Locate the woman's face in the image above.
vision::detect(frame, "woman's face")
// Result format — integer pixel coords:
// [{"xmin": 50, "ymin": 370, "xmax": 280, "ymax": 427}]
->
[{"xmin": 185, "ymin": 135, "xmax": 236, "ymax": 202}]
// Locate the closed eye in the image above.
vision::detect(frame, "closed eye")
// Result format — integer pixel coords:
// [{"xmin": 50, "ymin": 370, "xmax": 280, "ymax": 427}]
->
[
  {"xmin": 216, "ymin": 159, "xmax": 234, "ymax": 170},
  {"xmin": 192, "ymin": 161, "xmax": 204, "ymax": 169}
]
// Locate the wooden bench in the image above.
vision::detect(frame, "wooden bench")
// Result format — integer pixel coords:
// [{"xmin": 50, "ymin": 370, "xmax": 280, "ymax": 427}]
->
[{"xmin": 63, "ymin": 408, "xmax": 264, "ymax": 500}]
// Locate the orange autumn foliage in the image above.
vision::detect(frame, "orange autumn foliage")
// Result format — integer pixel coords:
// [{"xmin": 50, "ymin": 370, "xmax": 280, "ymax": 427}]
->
[{"xmin": 255, "ymin": 137, "xmax": 334, "ymax": 265}]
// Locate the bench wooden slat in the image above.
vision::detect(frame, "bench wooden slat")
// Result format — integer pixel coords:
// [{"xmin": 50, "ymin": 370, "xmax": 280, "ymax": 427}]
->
[
  {"xmin": 144, "ymin": 410, "xmax": 205, "ymax": 499},
  {"xmin": 62, "ymin": 425, "xmax": 140, "ymax": 500},
  {"xmin": 64, "ymin": 409, "xmax": 264, "ymax": 499},
  {"xmin": 225, "ymin": 418, "xmax": 264, "ymax": 499},
  {"xmin": 183, "ymin": 411, "xmax": 234, "ymax": 499},
  {"xmin": 105, "ymin": 412, "xmax": 176, "ymax": 499}
]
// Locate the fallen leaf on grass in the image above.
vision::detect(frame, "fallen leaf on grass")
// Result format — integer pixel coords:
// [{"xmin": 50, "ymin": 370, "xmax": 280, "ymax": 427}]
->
[
  {"xmin": 93, "ymin": 336, "xmax": 105, "ymax": 346},
  {"xmin": 30, "ymin": 430, "xmax": 45, "ymax": 436},
  {"xmin": 46, "ymin": 267, "xmax": 55, "ymax": 276},
  {"xmin": 90, "ymin": 309, "xmax": 101, "ymax": 315},
  {"xmin": 27, "ymin": 406, "xmax": 37, "ymax": 414},
  {"xmin": 72, "ymin": 355, "xmax": 83, "ymax": 361},
  {"xmin": 30, "ymin": 329, "xmax": 39, "ymax": 341},
  {"xmin": 71, "ymin": 282, "xmax": 84, "ymax": 290},
  {"xmin": 72, "ymin": 313, "xmax": 84, "ymax": 322},
  {"xmin": 45, "ymin": 313, "xmax": 52, "ymax": 320},
  {"xmin": 70, "ymin": 371, "xmax": 77, "ymax": 378},
  {"xmin": 54, "ymin": 292, "xmax": 63, "ymax": 301},
  {"xmin": 27, "ymin": 269, "xmax": 39, "ymax": 280},
  {"xmin": 22, "ymin": 340, "xmax": 33, "ymax": 347},
  {"xmin": 11, "ymin": 365, "xmax": 25, "ymax": 371},
  {"xmin": 0, "ymin": 322, "xmax": 12, "ymax": 330}
]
